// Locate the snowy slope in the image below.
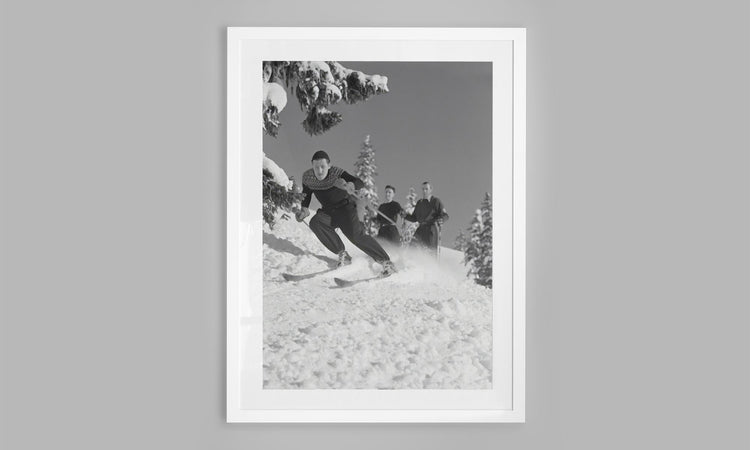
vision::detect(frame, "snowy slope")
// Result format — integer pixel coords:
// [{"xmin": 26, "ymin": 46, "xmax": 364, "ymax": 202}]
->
[{"xmin": 262, "ymin": 215, "xmax": 492, "ymax": 389}]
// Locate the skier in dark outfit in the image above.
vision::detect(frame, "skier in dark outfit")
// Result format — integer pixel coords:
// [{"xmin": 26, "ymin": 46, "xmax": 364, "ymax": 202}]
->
[
  {"xmin": 374, "ymin": 185, "xmax": 403, "ymax": 245},
  {"xmin": 295, "ymin": 150, "xmax": 396, "ymax": 276},
  {"xmin": 404, "ymin": 181, "xmax": 449, "ymax": 254}
]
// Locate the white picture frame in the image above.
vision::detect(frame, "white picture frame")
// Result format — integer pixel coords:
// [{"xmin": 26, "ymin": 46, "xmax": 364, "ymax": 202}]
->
[{"xmin": 227, "ymin": 27, "xmax": 525, "ymax": 423}]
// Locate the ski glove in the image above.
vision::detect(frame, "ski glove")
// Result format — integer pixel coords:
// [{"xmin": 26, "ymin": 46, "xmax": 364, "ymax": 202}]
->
[
  {"xmin": 295, "ymin": 207, "xmax": 310, "ymax": 222},
  {"xmin": 333, "ymin": 178, "xmax": 357, "ymax": 196}
]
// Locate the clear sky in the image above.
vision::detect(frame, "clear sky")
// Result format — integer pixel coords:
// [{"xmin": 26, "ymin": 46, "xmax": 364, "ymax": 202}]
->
[{"xmin": 263, "ymin": 61, "xmax": 492, "ymax": 245}]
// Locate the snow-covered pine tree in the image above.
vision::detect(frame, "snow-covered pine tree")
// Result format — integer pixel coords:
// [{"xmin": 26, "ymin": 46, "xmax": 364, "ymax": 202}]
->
[
  {"xmin": 400, "ymin": 187, "xmax": 419, "ymax": 246},
  {"xmin": 263, "ymin": 61, "xmax": 389, "ymax": 137},
  {"xmin": 454, "ymin": 231, "xmax": 468, "ymax": 252},
  {"xmin": 463, "ymin": 193, "xmax": 493, "ymax": 287},
  {"xmin": 463, "ymin": 210, "xmax": 480, "ymax": 277},
  {"xmin": 263, "ymin": 170, "xmax": 304, "ymax": 228},
  {"xmin": 353, "ymin": 135, "xmax": 379, "ymax": 235},
  {"xmin": 261, "ymin": 61, "xmax": 389, "ymax": 227}
]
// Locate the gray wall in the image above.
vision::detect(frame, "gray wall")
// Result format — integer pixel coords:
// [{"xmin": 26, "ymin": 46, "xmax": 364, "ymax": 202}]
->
[{"xmin": 2, "ymin": 0, "xmax": 748, "ymax": 449}]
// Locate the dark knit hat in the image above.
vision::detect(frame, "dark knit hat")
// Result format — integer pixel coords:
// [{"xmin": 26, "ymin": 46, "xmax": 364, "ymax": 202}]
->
[{"xmin": 311, "ymin": 150, "xmax": 330, "ymax": 162}]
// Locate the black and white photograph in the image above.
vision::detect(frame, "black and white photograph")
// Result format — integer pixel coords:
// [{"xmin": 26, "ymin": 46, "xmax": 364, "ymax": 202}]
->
[
  {"xmin": 260, "ymin": 61, "xmax": 494, "ymax": 390},
  {"xmin": 227, "ymin": 28, "xmax": 525, "ymax": 422}
]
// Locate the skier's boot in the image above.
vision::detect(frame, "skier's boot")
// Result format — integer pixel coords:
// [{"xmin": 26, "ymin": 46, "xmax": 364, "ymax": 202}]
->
[
  {"xmin": 337, "ymin": 250, "xmax": 352, "ymax": 267},
  {"xmin": 380, "ymin": 260, "xmax": 397, "ymax": 277}
]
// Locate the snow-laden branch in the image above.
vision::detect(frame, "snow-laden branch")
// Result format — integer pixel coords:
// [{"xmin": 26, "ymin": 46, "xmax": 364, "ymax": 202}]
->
[
  {"xmin": 263, "ymin": 153, "xmax": 292, "ymax": 190},
  {"xmin": 263, "ymin": 61, "xmax": 389, "ymax": 136}
]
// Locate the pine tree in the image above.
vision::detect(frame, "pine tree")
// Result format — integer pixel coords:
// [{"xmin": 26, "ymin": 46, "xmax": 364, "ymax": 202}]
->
[
  {"xmin": 263, "ymin": 170, "xmax": 305, "ymax": 228},
  {"xmin": 400, "ymin": 187, "xmax": 419, "ymax": 246},
  {"xmin": 261, "ymin": 61, "xmax": 389, "ymax": 227},
  {"xmin": 463, "ymin": 193, "xmax": 493, "ymax": 287},
  {"xmin": 354, "ymin": 135, "xmax": 379, "ymax": 235},
  {"xmin": 454, "ymin": 231, "xmax": 468, "ymax": 252},
  {"xmin": 262, "ymin": 61, "xmax": 389, "ymax": 137}
]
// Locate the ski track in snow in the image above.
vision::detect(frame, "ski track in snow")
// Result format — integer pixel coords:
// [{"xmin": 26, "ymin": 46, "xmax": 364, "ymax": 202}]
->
[{"xmin": 261, "ymin": 216, "xmax": 492, "ymax": 389}]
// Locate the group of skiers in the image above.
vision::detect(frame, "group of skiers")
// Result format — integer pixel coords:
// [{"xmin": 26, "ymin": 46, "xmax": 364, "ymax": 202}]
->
[{"xmin": 295, "ymin": 150, "xmax": 449, "ymax": 277}]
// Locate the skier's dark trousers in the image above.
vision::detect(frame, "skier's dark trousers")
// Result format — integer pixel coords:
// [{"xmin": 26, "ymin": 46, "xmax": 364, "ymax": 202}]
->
[
  {"xmin": 297, "ymin": 152, "xmax": 391, "ymax": 265},
  {"xmin": 404, "ymin": 182, "xmax": 449, "ymax": 253},
  {"xmin": 309, "ymin": 201, "xmax": 390, "ymax": 262},
  {"xmin": 378, "ymin": 223, "xmax": 400, "ymax": 245}
]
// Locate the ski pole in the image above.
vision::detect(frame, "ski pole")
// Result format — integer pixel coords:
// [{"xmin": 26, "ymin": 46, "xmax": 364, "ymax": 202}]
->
[
  {"xmin": 436, "ymin": 222, "xmax": 442, "ymax": 261},
  {"xmin": 374, "ymin": 208, "xmax": 397, "ymax": 226}
]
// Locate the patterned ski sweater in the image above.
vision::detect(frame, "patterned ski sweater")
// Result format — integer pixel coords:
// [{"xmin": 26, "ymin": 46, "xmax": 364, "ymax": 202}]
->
[{"xmin": 301, "ymin": 166, "xmax": 364, "ymax": 210}]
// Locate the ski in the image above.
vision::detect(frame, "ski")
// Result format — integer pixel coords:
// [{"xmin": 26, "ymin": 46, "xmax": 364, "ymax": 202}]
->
[
  {"xmin": 282, "ymin": 268, "xmax": 337, "ymax": 281},
  {"xmin": 332, "ymin": 273, "xmax": 391, "ymax": 288}
]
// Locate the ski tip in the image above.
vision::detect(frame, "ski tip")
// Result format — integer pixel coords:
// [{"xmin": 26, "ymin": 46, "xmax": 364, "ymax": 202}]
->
[{"xmin": 333, "ymin": 277, "xmax": 352, "ymax": 287}]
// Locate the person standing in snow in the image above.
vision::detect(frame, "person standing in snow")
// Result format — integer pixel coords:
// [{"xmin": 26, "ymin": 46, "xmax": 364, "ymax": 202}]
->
[
  {"xmin": 404, "ymin": 181, "xmax": 449, "ymax": 254},
  {"xmin": 296, "ymin": 150, "xmax": 396, "ymax": 276},
  {"xmin": 373, "ymin": 185, "xmax": 403, "ymax": 245}
]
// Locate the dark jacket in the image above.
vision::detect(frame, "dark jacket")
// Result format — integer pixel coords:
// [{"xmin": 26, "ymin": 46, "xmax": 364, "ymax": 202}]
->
[
  {"xmin": 376, "ymin": 201, "xmax": 403, "ymax": 226},
  {"xmin": 404, "ymin": 197, "xmax": 449, "ymax": 227}
]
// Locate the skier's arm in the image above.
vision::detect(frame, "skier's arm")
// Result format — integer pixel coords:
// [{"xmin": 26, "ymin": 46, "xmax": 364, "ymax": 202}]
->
[
  {"xmin": 404, "ymin": 199, "xmax": 422, "ymax": 222},
  {"xmin": 422, "ymin": 199, "xmax": 448, "ymax": 226},
  {"xmin": 333, "ymin": 172, "xmax": 364, "ymax": 197},
  {"xmin": 340, "ymin": 171, "xmax": 365, "ymax": 190},
  {"xmin": 404, "ymin": 202, "xmax": 420, "ymax": 222},
  {"xmin": 301, "ymin": 184, "xmax": 312, "ymax": 208},
  {"xmin": 434, "ymin": 198, "xmax": 449, "ymax": 224},
  {"xmin": 296, "ymin": 184, "xmax": 312, "ymax": 221},
  {"xmin": 394, "ymin": 202, "xmax": 405, "ymax": 225},
  {"xmin": 374, "ymin": 205, "xmax": 385, "ymax": 224}
]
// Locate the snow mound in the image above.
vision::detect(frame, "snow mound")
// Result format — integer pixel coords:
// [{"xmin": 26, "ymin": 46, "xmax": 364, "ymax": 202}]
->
[{"xmin": 261, "ymin": 215, "xmax": 492, "ymax": 389}]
